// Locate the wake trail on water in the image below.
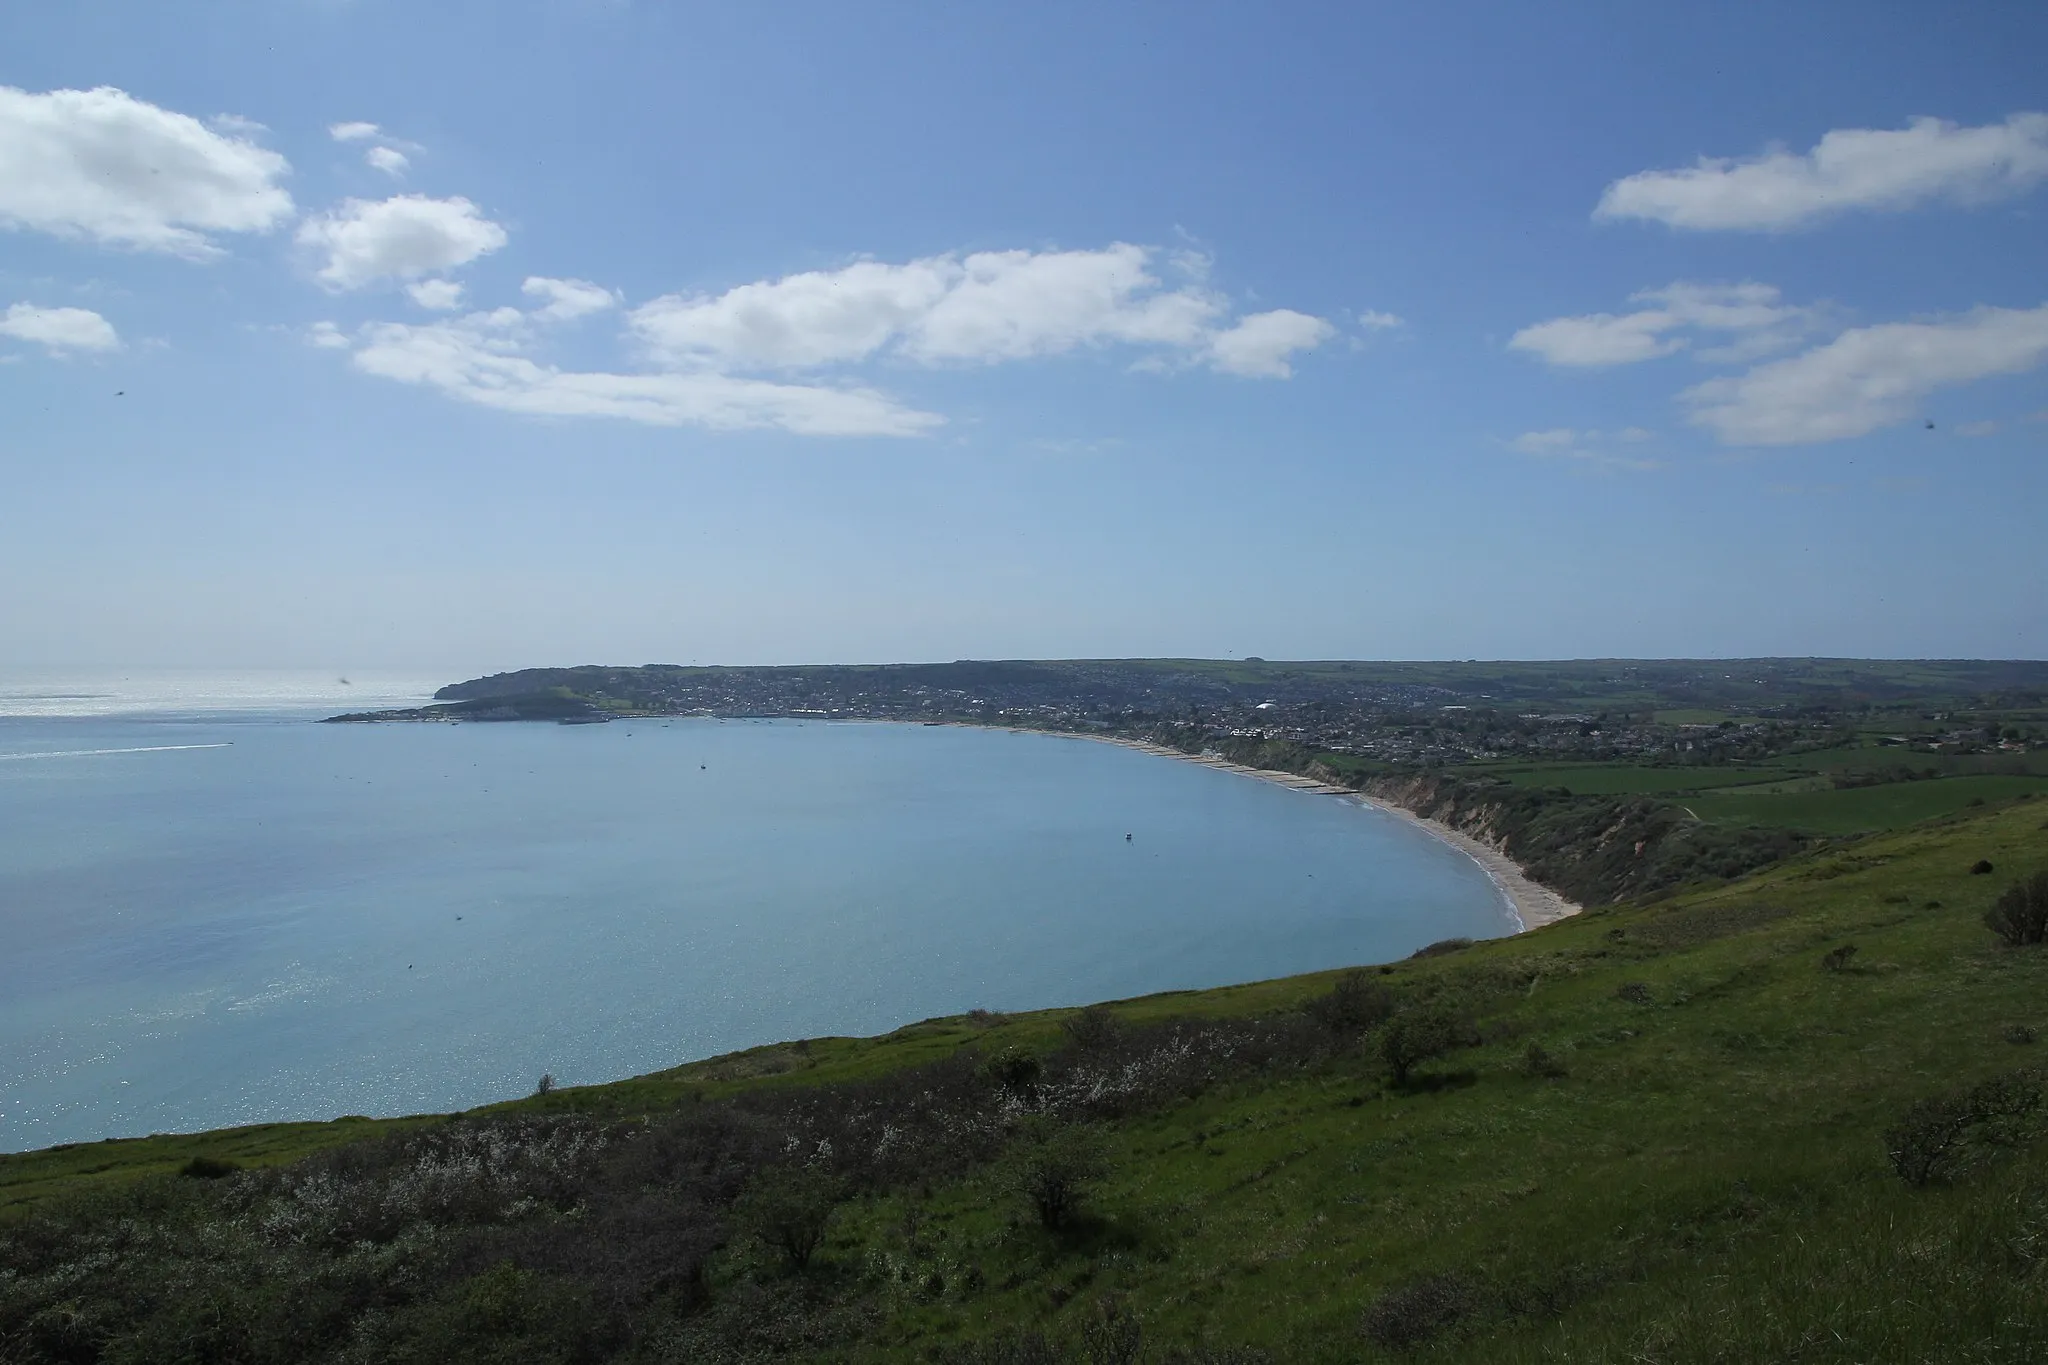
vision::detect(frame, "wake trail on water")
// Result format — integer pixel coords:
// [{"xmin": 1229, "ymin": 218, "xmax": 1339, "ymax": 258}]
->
[{"xmin": 0, "ymin": 744, "xmax": 234, "ymax": 762}]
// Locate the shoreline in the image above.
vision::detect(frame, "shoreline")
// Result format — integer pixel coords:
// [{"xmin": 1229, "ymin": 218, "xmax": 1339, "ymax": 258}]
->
[
  {"xmin": 1040, "ymin": 730, "xmax": 1581, "ymax": 933},
  {"xmin": 317, "ymin": 707, "xmax": 1583, "ymax": 933}
]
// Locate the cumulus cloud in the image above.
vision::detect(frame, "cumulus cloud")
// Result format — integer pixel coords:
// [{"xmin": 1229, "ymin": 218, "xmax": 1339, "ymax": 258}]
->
[
  {"xmin": 1511, "ymin": 311, "xmax": 1680, "ymax": 367},
  {"xmin": 306, "ymin": 320, "xmax": 351, "ymax": 349},
  {"xmin": 523, "ymin": 276, "xmax": 616, "ymax": 321},
  {"xmin": 1510, "ymin": 282, "xmax": 1820, "ymax": 367},
  {"xmin": 364, "ymin": 145, "xmax": 409, "ymax": 176},
  {"xmin": 405, "ymin": 279, "xmax": 465, "ymax": 310},
  {"xmin": 1597, "ymin": 113, "xmax": 2048, "ymax": 231},
  {"xmin": 1507, "ymin": 426, "xmax": 1660, "ymax": 471},
  {"xmin": 630, "ymin": 244, "xmax": 1327, "ymax": 376},
  {"xmin": 296, "ymin": 194, "xmax": 507, "ymax": 290},
  {"xmin": 341, "ymin": 310, "xmax": 942, "ymax": 436},
  {"xmin": 320, "ymin": 241, "xmax": 1328, "ymax": 437},
  {"xmin": 1684, "ymin": 304, "xmax": 2048, "ymax": 444},
  {"xmin": 1356, "ymin": 309, "xmax": 1404, "ymax": 330},
  {"xmin": 635, "ymin": 258, "xmax": 949, "ymax": 369},
  {"xmin": 0, "ymin": 302, "xmax": 121, "ymax": 354},
  {"xmin": 0, "ymin": 85, "xmax": 293, "ymax": 257},
  {"xmin": 1207, "ymin": 309, "xmax": 1336, "ymax": 377},
  {"xmin": 329, "ymin": 121, "xmax": 380, "ymax": 142},
  {"xmin": 905, "ymin": 246, "xmax": 1220, "ymax": 363}
]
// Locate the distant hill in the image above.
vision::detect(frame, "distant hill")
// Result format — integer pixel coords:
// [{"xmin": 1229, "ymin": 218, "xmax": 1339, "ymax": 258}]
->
[{"xmin": 435, "ymin": 657, "xmax": 2048, "ymax": 713}]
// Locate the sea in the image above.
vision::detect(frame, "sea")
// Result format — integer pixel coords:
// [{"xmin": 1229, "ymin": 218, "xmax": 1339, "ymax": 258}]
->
[{"xmin": 0, "ymin": 672, "xmax": 1516, "ymax": 1152}]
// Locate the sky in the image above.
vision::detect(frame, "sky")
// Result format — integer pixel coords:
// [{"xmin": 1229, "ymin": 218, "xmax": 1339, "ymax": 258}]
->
[{"xmin": 2, "ymin": 1, "xmax": 2045, "ymax": 675}]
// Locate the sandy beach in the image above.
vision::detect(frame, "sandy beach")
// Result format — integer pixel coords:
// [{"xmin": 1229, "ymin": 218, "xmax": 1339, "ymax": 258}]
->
[{"xmin": 1063, "ymin": 733, "xmax": 1582, "ymax": 933}]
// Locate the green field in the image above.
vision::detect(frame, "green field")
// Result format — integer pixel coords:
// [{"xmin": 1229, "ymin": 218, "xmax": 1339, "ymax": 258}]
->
[
  {"xmin": 9, "ymin": 804, "xmax": 2048, "ymax": 1361},
  {"xmin": 1683, "ymin": 776, "xmax": 2048, "ymax": 833},
  {"xmin": 1480, "ymin": 763, "xmax": 1785, "ymax": 795}
]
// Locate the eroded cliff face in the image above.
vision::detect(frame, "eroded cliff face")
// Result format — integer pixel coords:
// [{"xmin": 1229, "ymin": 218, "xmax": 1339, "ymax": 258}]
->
[
  {"xmin": 1354, "ymin": 771, "xmax": 1809, "ymax": 906},
  {"xmin": 1116, "ymin": 732, "xmax": 1809, "ymax": 907},
  {"xmin": 1357, "ymin": 771, "xmax": 1514, "ymax": 847}
]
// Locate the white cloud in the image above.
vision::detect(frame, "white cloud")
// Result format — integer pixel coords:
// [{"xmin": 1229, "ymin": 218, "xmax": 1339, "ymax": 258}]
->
[
  {"xmin": 523, "ymin": 276, "xmax": 616, "ymax": 321},
  {"xmin": 364, "ymin": 146, "xmax": 409, "ymax": 176},
  {"xmin": 1508, "ymin": 428, "xmax": 1579, "ymax": 454},
  {"xmin": 345, "ymin": 312, "xmax": 942, "ymax": 437},
  {"xmin": 630, "ymin": 244, "xmax": 1327, "ymax": 377},
  {"xmin": 322, "ymin": 242, "xmax": 1329, "ymax": 437},
  {"xmin": 1507, "ymin": 426, "xmax": 1661, "ymax": 471},
  {"xmin": 1206, "ymin": 309, "xmax": 1336, "ymax": 377},
  {"xmin": 1957, "ymin": 420, "xmax": 2001, "ymax": 437},
  {"xmin": 1596, "ymin": 113, "xmax": 2048, "ymax": 231},
  {"xmin": 635, "ymin": 258, "xmax": 950, "ymax": 369},
  {"xmin": 1511, "ymin": 311, "xmax": 1681, "ymax": 367},
  {"xmin": 209, "ymin": 114, "xmax": 268, "ymax": 138},
  {"xmin": 1356, "ymin": 309, "xmax": 1404, "ymax": 330},
  {"xmin": 1510, "ymin": 282, "xmax": 1819, "ymax": 367},
  {"xmin": 405, "ymin": 279, "xmax": 465, "ymax": 310},
  {"xmin": 329, "ymin": 121, "xmax": 380, "ymax": 142},
  {"xmin": 1684, "ymin": 303, "xmax": 2048, "ymax": 444},
  {"xmin": 906, "ymin": 246, "xmax": 1219, "ymax": 363},
  {"xmin": 296, "ymin": 195, "xmax": 508, "ymax": 290},
  {"xmin": 0, "ymin": 302, "xmax": 120, "ymax": 353},
  {"xmin": 0, "ymin": 85, "xmax": 293, "ymax": 257},
  {"xmin": 306, "ymin": 320, "xmax": 351, "ymax": 349}
]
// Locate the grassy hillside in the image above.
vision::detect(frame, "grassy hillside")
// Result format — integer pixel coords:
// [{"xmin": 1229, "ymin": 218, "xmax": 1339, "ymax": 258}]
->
[{"xmin": 5, "ymin": 800, "xmax": 2048, "ymax": 1362}]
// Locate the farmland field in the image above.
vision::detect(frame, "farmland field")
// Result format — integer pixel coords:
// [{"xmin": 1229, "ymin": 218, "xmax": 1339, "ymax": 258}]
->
[
  {"xmin": 1480, "ymin": 763, "xmax": 1787, "ymax": 795},
  {"xmin": 1683, "ymin": 775, "xmax": 2048, "ymax": 833}
]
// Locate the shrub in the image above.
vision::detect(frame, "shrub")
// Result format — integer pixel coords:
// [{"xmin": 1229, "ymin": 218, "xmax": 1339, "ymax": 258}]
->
[
  {"xmin": 735, "ymin": 1163, "xmax": 842, "ymax": 1270},
  {"xmin": 1380, "ymin": 1009, "xmax": 1478, "ymax": 1087},
  {"xmin": 1985, "ymin": 872, "xmax": 2048, "ymax": 947},
  {"xmin": 1616, "ymin": 981, "xmax": 1653, "ymax": 1005},
  {"xmin": 373, "ymin": 1261, "xmax": 605, "ymax": 1365},
  {"xmin": 1304, "ymin": 970, "xmax": 1397, "ymax": 1036},
  {"xmin": 534, "ymin": 1073, "xmax": 555, "ymax": 1096},
  {"xmin": 178, "ymin": 1155, "xmax": 239, "ymax": 1179},
  {"xmin": 1359, "ymin": 1271, "xmax": 1479, "ymax": 1349},
  {"xmin": 1061, "ymin": 1005, "xmax": 1124, "ymax": 1053},
  {"xmin": 1821, "ymin": 944, "xmax": 1859, "ymax": 972},
  {"xmin": 1522, "ymin": 1041, "xmax": 1568, "ymax": 1079},
  {"xmin": 984, "ymin": 1048, "xmax": 1042, "ymax": 1100},
  {"xmin": 1005, "ymin": 1119, "xmax": 1110, "ymax": 1230},
  {"xmin": 1886, "ymin": 1069, "xmax": 2046, "ymax": 1186},
  {"xmin": 1971, "ymin": 859, "xmax": 1996, "ymax": 875},
  {"xmin": 1886, "ymin": 1095, "xmax": 1976, "ymax": 1187},
  {"xmin": 2007, "ymin": 1024, "xmax": 2039, "ymax": 1046},
  {"xmin": 1410, "ymin": 937, "xmax": 1474, "ymax": 959}
]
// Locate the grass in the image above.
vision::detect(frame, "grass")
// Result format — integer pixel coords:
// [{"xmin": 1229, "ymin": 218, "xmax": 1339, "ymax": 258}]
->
[
  {"xmin": 8, "ymin": 802, "xmax": 2048, "ymax": 1361},
  {"xmin": 0, "ymin": 1115, "xmax": 439, "ymax": 1217},
  {"xmin": 1479, "ymin": 763, "xmax": 1785, "ymax": 795},
  {"xmin": 788, "ymin": 801, "xmax": 2048, "ymax": 1360},
  {"xmin": 1684, "ymin": 776, "xmax": 2047, "ymax": 833}
]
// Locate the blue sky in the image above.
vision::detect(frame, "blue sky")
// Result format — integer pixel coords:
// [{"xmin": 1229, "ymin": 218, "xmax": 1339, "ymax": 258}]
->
[{"xmin": 3, "ymin": 1, "xmax": 2045, "ymax": 673}]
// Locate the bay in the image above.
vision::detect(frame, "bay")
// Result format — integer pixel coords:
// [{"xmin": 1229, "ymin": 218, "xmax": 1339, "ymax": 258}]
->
[{"xmin": 0, "ymin": 678, "xmax": 1513, "ymax": 1152}]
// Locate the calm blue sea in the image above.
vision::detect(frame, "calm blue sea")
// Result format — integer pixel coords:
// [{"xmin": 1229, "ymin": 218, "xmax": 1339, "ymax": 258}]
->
[{"xmin": 0, "ymin": 673, "xmax": 1513, "ymax": 1152}]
